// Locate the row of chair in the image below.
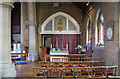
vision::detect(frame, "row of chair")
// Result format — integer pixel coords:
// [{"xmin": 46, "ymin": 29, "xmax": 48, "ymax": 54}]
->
[
  {"xmin": 38, "ymin": 61, "xmax": 105, "ymax": 68},
  {"xmin": 33, "ymin": 66, "xmax": 117, "ymax": 78},
  {"xmin": 51, "ymin": 57, "xmax": 100, "ymax": 62}
]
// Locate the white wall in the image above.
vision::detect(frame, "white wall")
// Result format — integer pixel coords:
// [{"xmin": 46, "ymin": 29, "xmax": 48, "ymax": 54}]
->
[{"xmin": 12, "ymin": 34, "xmax": 21, "ymax": 42}]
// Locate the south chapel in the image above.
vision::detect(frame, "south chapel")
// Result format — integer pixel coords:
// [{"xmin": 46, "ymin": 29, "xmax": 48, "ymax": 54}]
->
[{"xmin": 0, "ymin": 0, "xmax": 120, "ymax": 78}]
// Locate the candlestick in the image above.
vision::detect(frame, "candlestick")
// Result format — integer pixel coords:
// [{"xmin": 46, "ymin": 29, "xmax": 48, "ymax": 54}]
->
[{"xmin": 51, "ymin": 44, "xmax": 52, "ymax": 48}]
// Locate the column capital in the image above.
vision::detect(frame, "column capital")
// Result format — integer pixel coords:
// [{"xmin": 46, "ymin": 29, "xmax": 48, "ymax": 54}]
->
[{"xmin": 0, "ymin": 2, "xmax": 14, "ymax": 9}]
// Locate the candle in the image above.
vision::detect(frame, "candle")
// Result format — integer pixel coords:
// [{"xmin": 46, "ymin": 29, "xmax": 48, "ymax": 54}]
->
[
  {"xmin": 51, "ymin": 44, "xmax": 52, "ymax": 48},
  {"xmin": 62, "ymin": 42, "xmax": 63, "ymax": 49},
  {"xmin": 66, "ymin": 43, "xmax": 68, "ymax": 50}
]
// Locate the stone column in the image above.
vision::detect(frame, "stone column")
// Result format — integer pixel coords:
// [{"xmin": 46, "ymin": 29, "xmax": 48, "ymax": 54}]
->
[
  {"xmin": 118, "ymin": 1, "xmax": 120, "ymax": 76},
  {"xmin": 21, "ymin": 2, "xmax": 27, "ymax": 49},
  {"xmin": 0, "ymin": 1, "xmax": 16, "ymax": 77},
  {"xmin": 27, "ymin": 2, "xmax": 38, "ymax": 61}
]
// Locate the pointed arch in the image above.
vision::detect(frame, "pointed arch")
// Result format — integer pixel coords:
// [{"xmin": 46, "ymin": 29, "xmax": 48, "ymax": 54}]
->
[
  {"xmin": 95, "ymin": 9, "xmax": 104, "ymax": 45},
  {"xmin": 86, "ymin": 16, "xmax": 92, "ymax": 46}
]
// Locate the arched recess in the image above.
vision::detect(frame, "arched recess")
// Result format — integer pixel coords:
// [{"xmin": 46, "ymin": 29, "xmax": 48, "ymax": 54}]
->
[
  {"xmin": 86, "ymin": 16, "xmax": 92, "ymax": 46},
  {"xmin": 39, "ymin": 12, "xmax": 81, "ymax": 34},
  {"xmin": 95, "ymin": 9, "xmax": 104, "ymax": 45}
]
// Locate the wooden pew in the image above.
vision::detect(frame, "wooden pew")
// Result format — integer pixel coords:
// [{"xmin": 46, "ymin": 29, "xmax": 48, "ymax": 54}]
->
[
  {"xmin": 91, "ymin": 66, "xmax": 105, "ymax": 77},
  {"xmin": 74, "ymin": 67, "xmax": 91, "ymax": 78},
  {"xmin": 50, "ymin": 62, "xmax": 60, "ymax": 67},
  {"xmin": 62, "ymin": 62, "xmax": 73, "ymax": 67},
  {"xmin": 48, "ymin": 68, "xmax": 61, "ymax": 78},
  {"xmin": 105, "ymin": 66, "xmax": 117, "ymax": 76},
  {"xmin": 38, "ymin": 61, "xmax": 50, "ymax": 67},
  {"xmin": 33, "ymin": 67, "xmax": 48, "ymax": 78},
  {"xmin": 38, "ymin": 61, "xmax": 105, "ymax": 68},
  {"xmin": 62, "ymin": 68, "xmax": 74, "ymax": 78}
]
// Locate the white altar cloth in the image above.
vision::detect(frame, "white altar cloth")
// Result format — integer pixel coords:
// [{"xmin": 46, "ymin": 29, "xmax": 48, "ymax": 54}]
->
[{"xmin": 50, "ymin": 51, "xmax": 69, "ymax": 62}]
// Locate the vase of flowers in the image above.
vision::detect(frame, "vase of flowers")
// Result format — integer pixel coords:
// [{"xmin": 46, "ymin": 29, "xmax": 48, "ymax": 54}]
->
[
  {"xmin": 75, "ymin": 45, "xmax": 83, "ymax": 54},
  {"xmin": 96, "ymin": 42, "xmax": 104, "ymax": 46}
]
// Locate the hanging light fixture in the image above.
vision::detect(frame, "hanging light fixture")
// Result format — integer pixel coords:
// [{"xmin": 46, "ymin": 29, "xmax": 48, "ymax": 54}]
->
[{"xmin": 86, "ymin": 2, "xmax": 89, "ymax": 6}]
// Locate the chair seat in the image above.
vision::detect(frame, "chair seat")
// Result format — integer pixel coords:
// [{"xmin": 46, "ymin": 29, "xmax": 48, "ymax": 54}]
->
[
  {"xmin": 65, "ymin": 72, "xmax": 73, "ymax": 76},
  {"xmin": 107, "ymin": 72, "xmax": 113, "ymax": 75},
  {"xmin": 66, "ymin": 65, "xmax": 73, "ymax": 67},
  {"xmin": 95, "ymin": 72, "xmax": 102, "ymax": 75},
  {"xmin": 81, "ymin": 72, "xmax": 89, "ymax": 75},
  {"xmin": 37, "ymin": 73, "xmax": 45, "ymax": 76},
  {"xmin": 41, "ymin": 66, "xmax": 47, "ymax": 67}
]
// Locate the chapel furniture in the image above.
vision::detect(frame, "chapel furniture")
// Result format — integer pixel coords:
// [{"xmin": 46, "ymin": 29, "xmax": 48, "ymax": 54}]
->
[
  {"xmin": 33, "ymin": 61, "xmax": 118, "ymax": 78},
  {"xmin": 48, "ymin": 68, "xmax": 61, "ymax": 78},
  {"xmin": 11, "ymin": 53, "xmax": 27, "ymax": 64},
  {"xmin": 104, "ymin": 66, "xmax": 117, "ymax": 76},
  {"xmin": 50, "ymin": 51, "xmax": 69, "ymax": 62},
  {"xmin": 91, "ymin": 66, "xmax": 105, "ymax": 77},
  {"xmin": 33, "ymin": 67, "xmax": 48, "ymax": 78},
  {"xmin": 74, "ymin": 67, "xmax": 90, "ymax": 78},
  {"xmin": 40, "ymin": 46, "xmax": 49, "ymax": 61},
  {"xmin": 62, "ymin": 68, "xmax": 74, "ymax": 78}
]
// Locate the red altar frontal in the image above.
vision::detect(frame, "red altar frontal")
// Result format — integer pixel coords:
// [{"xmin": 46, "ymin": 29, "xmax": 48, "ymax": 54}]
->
[{"xmin": 51, "ymin": 34, "xmax": 81, "ymax": 54}]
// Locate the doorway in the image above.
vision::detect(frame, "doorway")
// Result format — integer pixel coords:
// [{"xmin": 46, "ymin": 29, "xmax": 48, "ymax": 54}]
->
[{"xmin": 42, "ymin": 35, "xmax": 52, "ymax": 54}]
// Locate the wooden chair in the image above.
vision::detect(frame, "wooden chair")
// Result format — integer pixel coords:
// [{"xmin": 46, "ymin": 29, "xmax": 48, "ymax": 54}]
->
[
  {"xmin": 52, "ymin": 58, "xmax": 61, "ymax": 62},
  {"xmin": 74, "ymin": 67, "xmax": 90, "ymax": 78},
  {"xmin": 72, "ymin": 61, "xmax": 83, "ymax": 67},
  {"xmin": 62, "ymin": 57, "xmax": 68, "ymax": 62},
  {"xmin": 33, "ymin": 67, "xmax": 48, "ymax": 78},
  {"xmin": 50, "ymin": 62, "xmax": 60, "ymax": 67},
  {"xmin": 91, "ymin": 66, "xmax": 105, "ymax": 77},
  {"xmin": 62, "ymin": 68, "xmax": 74, "ymax": 78},
  {"xmin": 105, "ymin": 66, "xmax": 117, "ymax": 76},
  {"xmin": 38, "ymin": 61, "xmax": 49, "ymax": 68},
  {"xmin": 62, "ymin": 62, "xmax": 73, "ymax": 67},
  {"xmin": 91, "ymin": 57, "xmax": 99, "ymax": 61},
  {"xmin": 48, "ymin": 68, "xmax": 61, "ymax": 78}
]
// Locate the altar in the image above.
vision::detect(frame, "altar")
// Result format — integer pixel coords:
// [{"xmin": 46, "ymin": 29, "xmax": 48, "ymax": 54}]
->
[{"xmin": 50, "ymin": 51, "xmax": 69, "ymax": 62}]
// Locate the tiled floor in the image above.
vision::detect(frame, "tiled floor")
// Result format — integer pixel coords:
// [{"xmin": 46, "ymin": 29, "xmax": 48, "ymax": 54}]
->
[{"xmin": 15, "ymin": 61, "xmax": 39, "ymax": 77}]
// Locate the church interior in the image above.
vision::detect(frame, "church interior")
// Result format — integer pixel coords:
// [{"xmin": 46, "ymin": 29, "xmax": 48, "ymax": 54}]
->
[{"xmin": 1, "ymin": 1, "xmax": 120, "ymax": 78}]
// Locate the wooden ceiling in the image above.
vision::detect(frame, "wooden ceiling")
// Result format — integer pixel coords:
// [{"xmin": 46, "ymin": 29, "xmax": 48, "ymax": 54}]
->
[{"xmin": 72, "ymin": 2, "xmax": 96, "ymax": 14}]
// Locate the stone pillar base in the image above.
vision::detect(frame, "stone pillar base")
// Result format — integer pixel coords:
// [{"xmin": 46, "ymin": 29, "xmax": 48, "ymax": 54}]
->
[
  {"xmin": 0, "ymin": 62, "xmax": 16, "ymax": 77},
  {"xmin": 28, "ymin": 52, "xmax": 39, "ymax": 61}
]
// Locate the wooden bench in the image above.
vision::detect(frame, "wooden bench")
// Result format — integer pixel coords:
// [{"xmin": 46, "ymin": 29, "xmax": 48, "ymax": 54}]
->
[
  {"xmin": 74, "ymin": 67, "xmax": 91, "ymax": 78},
  {"xmin": 48, "ymin": 68, "xmax": 61, "ymax": 78},
  {"xmin": 91, "ymin": 66, "xmax": 105, "ymax": 77},
  {"xmin": 38, "ymin": 61, "xmax": 50, "ymax": 67},
  {"xmin": 62, "ymin": 68, "xmax": 74, "ymax": 78},
  {"xmin": 105, "ymin": 66, "xmax": 117, "ymax": 76},
  {"xmin": 33, "ymin": 67, "xmax": 48, "ymax": 78}
]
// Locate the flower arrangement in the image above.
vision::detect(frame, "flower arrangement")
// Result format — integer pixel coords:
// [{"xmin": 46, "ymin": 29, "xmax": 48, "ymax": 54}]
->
[
  {"xmin": 75, "ymin": 45, "xmax": 83, "ymax": 53},
  {"xmin": 96, "ymin": 42, "xmax": 104, "ymax": 46}
]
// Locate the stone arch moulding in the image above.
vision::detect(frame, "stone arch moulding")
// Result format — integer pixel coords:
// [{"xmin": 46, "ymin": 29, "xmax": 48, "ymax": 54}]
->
[
  {"xmin": 39, "ymin": 12, "xmax": 81, "ymax": 34},
  {"xmin": 95, "ymin": 9, "xmax": 104, "ymax": 45}
]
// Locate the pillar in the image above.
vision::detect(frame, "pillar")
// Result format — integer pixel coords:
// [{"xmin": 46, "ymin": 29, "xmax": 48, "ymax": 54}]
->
[
  {"xmin": 21, "ymin": 2, "xmax": 27, "ymax": 49},
  {"xmin": 0, "ymin": 1, "xmax": 16, "ymax": 77},
  {"xmin": 118, "ymin": 1, "xmax": 120, "ymax": 76},
  {"xmin": 27, "ymin": 2, "xmax": 39, "ymax": 61}
]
